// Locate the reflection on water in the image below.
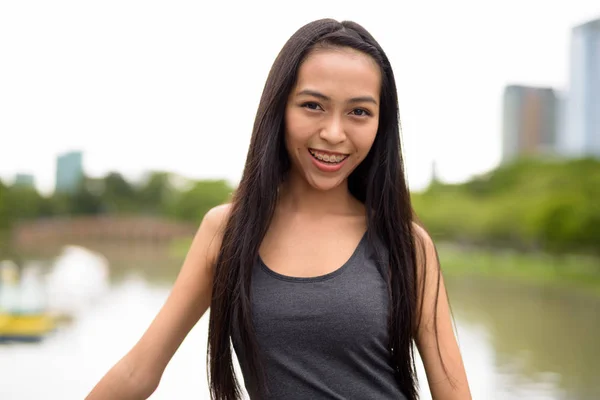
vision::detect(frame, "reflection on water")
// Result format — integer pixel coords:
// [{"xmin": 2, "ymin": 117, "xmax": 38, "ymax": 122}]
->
[
  {"xmin": 445, "ymin": 277, "xmax": 600, "ymax": 400},
  {"xmin": 0, "ymin": 243, "xmax": 598, "ymax": 400},
  {"xmin": 0, "ymin": 276, "xmax": 211, "ymax": 399},
  {"xmin": 46, "ymin": 246, "xmax": 110, "ymax": 316}
]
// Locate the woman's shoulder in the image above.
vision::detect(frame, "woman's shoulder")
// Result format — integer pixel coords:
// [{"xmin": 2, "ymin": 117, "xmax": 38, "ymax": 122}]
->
[
  {"xmin": 203, "ymin": 203, "xmax": 233, "ymax": 230},
  {"xmin": 198, "ymin": 203, "xmax": 233, "ymax": 266},
  {"xmin": 411, "ymin": 221, "xmax": 434, "ymax": 247},
  {"xmin": 410, "ymin": 221, "xmax": 439, "ymax": 282}
]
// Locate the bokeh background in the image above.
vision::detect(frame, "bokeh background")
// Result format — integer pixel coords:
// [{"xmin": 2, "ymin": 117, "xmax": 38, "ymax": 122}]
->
[{"xmin": 1, "ymin": 1, "xmax": 599, "ymax": 399}]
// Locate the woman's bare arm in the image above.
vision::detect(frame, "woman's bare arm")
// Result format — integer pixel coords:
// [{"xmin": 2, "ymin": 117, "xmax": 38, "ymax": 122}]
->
[
  {"xmin": 413, "ymin": 223, "xmax": 472, "ymax": 400},
  {"xmin": 86, "ymin": 204, "xmax": 231, "ymax": 399}
]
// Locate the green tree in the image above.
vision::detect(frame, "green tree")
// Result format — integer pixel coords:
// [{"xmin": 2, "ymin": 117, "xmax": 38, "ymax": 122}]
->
[
  {"xmin": 413, "ymin": 157, "xmax": 600, "ymax": 255},
  {"xmin": 101, "ymin": 172, "xmax": 138, "ymax": 213},
  {"xmin": 68, "ymin": 184, "xmax": 103, "ymax": 215},
  {"xmin": 171, "ymin": 180, "xmax": 233, "ymax": 224},
  {"xmin": 137, "ymin": 171, "xmax": 175, "ymax": 215},
  {"xmin": 0, "ymin": 179, "xmax": 11, "ymax": 231},
  {"xmin": 7, "ymin": 185, "xmax": 46, "ymax": 221}
]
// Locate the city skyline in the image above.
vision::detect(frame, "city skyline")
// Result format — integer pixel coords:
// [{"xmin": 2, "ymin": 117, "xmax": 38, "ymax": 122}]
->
[
  {"xmin": 1, "ymin": 1, "xmax": 599, "ymax": 194},
  {"xmin": 501, "ymin": 16, "xmax": 600, "ymax": 161}
]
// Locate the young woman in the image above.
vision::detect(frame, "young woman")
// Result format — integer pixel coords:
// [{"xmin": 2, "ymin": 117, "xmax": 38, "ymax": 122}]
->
[{"xmin": 87, "ymin": 19, "xmax": 471, "ymax": 400}]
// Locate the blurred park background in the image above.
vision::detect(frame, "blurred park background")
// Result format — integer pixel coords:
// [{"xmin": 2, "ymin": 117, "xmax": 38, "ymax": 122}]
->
[{"xmin": 1, "ymin": 1, "xmax": 600, "ymax": 399}]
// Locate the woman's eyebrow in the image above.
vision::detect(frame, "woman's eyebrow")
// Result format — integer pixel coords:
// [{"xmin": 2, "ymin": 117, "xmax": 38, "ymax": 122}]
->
[{"xmin": 296, "ymin": 89, "xmax": 377, "ymax": 105}]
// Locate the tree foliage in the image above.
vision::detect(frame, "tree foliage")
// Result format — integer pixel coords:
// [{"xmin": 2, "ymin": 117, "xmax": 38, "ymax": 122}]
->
[
  {"xmin": 412, "ymin": 157, "xmax": 600, "ymax": 255},
  {"xmin": 0, "ymin": 172, "xmax": 234, "ymax": 230}
]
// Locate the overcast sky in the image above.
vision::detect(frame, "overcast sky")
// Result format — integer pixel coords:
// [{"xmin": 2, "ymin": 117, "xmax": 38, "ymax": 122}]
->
[{"xmin": 1, "ymin": 0, "xmax": 599, "ymax": 194}]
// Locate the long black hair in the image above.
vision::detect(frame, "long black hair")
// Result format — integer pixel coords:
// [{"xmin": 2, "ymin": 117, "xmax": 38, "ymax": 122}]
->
[{"xmin": 207, "ymin": 18, "xmax": 442, "ymax": 400}]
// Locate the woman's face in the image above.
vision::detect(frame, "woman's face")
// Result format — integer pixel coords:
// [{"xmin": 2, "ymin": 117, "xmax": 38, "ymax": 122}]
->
[{"xmin": 284, "ymin": 47, "xmax": 381, "ymax": 192}]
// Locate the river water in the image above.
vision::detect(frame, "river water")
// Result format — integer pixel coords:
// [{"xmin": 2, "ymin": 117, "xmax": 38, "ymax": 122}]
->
[{"xmin": 0, "ymin": 243, "xmax": 598, "ymax": 400}]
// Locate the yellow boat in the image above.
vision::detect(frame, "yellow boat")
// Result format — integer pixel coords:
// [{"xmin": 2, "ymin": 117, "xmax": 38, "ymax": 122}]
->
[
  {"xmin": 0, "ymin": 312, "xmax": 56, "ymax": 343},
  {"xmin": 0, "ymin": 260, "xmax": 57, "ymax": 342}
]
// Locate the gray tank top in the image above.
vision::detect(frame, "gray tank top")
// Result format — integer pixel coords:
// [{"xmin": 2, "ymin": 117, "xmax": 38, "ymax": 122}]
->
[{"xmin": 232, "ymin": 232, "xmax": 408, "ymax": 399}]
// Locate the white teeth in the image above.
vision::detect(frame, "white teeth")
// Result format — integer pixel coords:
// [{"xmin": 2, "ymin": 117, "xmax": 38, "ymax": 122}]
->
[{"xmin": 309, "ymin": 149, "xmax": 347, "ymax": 164}]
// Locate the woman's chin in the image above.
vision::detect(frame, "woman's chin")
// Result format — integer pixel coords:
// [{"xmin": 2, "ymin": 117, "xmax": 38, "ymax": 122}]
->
[{"xmin": 305, "ymin": 173, "xmax": 347, "ymax": 192}]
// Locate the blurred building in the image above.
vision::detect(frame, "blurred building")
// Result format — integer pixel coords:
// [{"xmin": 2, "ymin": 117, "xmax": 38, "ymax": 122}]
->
[
  {"xmin": 502, "ymin": 85, "xmax": 558, "ymax": 163},
  {"xmin": 554, "ymin": 90, "xmax": 569, "ymax": 152},
  {"xmin": 563, "ymin": 17, "xmax": 600, "ymax": 157},
  {"xmin": 55, "ymin": 151, "xmax": 83, "ymax": 194},
  {"xmin": 13, "ymin": 173, "xmax": 35, "ymax": 189}
]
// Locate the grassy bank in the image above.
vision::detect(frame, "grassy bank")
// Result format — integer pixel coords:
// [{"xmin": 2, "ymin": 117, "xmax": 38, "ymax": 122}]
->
[{"xmin": 438, "ymin": 244, "xmax": 600, "ymax": 295}]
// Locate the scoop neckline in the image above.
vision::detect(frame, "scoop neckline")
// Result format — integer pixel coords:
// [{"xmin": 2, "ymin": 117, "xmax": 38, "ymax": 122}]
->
[{"xmin": 258, "ymin": 231, "xmax": 368, "ymax": 283}]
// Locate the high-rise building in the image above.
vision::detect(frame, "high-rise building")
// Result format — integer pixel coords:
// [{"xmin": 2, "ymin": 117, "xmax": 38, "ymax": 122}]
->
[
  {"xmin": 502, "ymin": 85, "xmax": 558, "ymax": 163},
  {"xmin": 14, "ymin": 173, "xmax": 35, "ymax": 189},
  {"xmin": 55, "ymin": 151, "xmax": 83, "ymax": 194},
  {"xmin": 563, "ymin": 18, "xmax": 600, "ymax": 157}
]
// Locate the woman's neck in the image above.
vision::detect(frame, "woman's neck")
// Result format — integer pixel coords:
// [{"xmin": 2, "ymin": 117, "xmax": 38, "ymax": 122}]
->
[{"xmin": 277, "ymin": 170, "xmax": 363, "ymax": 217}]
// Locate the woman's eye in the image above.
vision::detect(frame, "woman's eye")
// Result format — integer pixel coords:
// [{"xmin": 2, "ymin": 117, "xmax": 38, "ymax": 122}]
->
[
  {"xmin": 302, "ymin": 102, "xmax": 322, "ymax": 111},
  {"xmin": 351, "ymin": 108, "xmax": 370, "ymax": 117}
]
